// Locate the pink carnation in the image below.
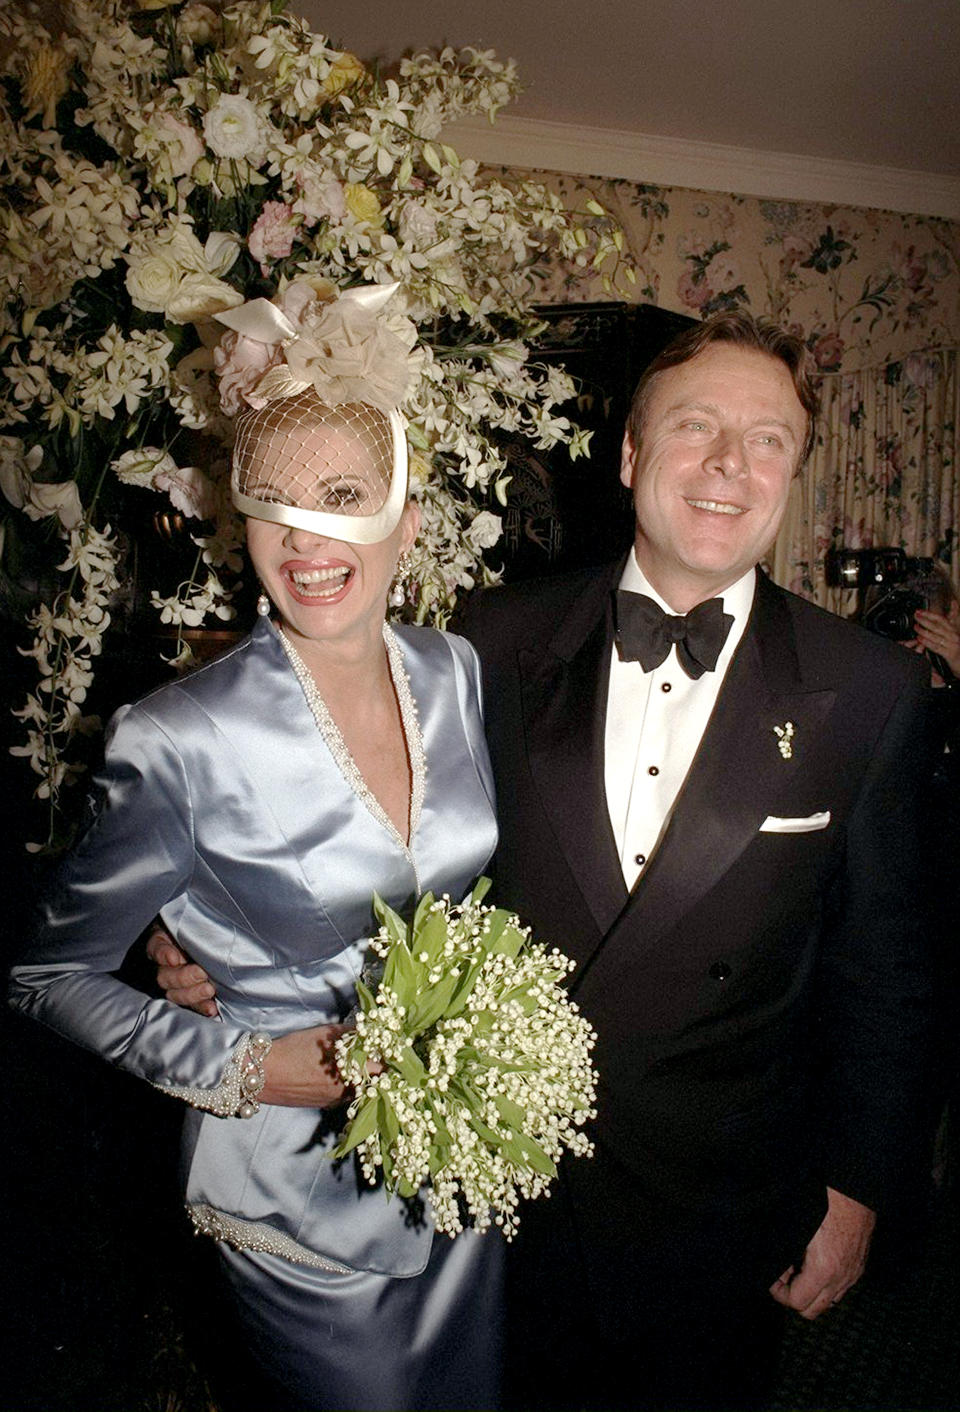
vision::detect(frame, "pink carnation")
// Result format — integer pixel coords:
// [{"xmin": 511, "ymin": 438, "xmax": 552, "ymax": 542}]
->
[{"xmin": 248, "ymin": 201, "xmax": 298, "ymax": 276}]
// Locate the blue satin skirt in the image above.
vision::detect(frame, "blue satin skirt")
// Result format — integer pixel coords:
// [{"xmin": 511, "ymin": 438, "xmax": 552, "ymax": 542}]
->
[{"xmin": 218, "ymin": 1225, "xmax": 505, "ymax": 1411}]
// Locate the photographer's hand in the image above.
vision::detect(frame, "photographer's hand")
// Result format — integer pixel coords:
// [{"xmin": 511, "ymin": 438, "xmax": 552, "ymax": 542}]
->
[{"xmin": 914, "ymin": 608, "xmax": 960, "ymax": 678}]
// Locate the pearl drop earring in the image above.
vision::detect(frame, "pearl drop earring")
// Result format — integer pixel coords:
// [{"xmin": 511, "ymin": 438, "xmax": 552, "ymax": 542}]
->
[{"xmin": 389, "ymin": 553, "xmax": 411, "ymax": 610}]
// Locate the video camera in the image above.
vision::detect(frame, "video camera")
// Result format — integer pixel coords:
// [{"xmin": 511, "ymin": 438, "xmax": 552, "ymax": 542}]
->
[{"xmin": 825, "ymin": 547, "xmax": 955, "ymax": 678}]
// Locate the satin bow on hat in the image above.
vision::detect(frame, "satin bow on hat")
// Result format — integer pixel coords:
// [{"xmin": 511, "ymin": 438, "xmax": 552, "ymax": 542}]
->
[
  {"xmin": 214, "ymin": 281, "xmax": 410, "ymax": 411},
  {"xmin": 615, "ymin": 591, "xmax": 734, "ymax": 679}
]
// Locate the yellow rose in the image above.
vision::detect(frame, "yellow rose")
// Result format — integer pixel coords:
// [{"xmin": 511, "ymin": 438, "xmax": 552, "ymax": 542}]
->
[
  {"xmin": 344, "ymin": 183, "xmax": 383, "ymax": 227},
  {"xmin": 21, "ymin": 44, "xmax": 70, "ymax": 128},
  {"xmin": 320, "ymin": 52, "xmax": 365, "ymax": 99}
]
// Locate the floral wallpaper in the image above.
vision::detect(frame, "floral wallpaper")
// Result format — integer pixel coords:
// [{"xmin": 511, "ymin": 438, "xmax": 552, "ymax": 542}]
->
[{"xmin": 518, "ymin": 170, "xmax": 960, "ymax": 606}]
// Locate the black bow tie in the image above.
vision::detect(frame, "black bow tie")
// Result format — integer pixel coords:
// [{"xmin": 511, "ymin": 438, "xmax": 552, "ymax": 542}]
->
[{"xmin": 615, "ymin": 591, "xmax": 734, "ymax": 679}]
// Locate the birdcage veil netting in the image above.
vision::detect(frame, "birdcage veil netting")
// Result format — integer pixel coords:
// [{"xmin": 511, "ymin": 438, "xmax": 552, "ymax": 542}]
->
[{"xmin": 231, "ymin": 388, "xmax": 409, "ymax": 544}]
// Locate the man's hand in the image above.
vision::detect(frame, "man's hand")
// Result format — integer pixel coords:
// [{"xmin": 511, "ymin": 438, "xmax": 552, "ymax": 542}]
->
[
  {"xmin": 769, "ymin": 1186, "xmax": 876, "ymax": 1319},
  {"xmin": 145, "ymin": 923, "xmax": 219, "ymax": 1018}
]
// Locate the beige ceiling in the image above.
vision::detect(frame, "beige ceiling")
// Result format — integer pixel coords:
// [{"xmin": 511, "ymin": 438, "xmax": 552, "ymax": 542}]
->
[{"xmin": 298, "ymin": 0, "xmax": 960, "ymax": 211}]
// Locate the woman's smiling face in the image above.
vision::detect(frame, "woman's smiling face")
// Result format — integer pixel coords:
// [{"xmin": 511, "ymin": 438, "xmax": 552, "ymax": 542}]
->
[{"xmin": 244, "ymin": 422, "xmax": 418, "ymax": 655}]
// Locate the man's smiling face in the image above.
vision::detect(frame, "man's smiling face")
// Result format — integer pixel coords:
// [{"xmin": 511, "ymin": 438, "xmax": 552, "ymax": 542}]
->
[{"xmin": 621, "ymin": 342, "xmax": 808, "ymax": 613}]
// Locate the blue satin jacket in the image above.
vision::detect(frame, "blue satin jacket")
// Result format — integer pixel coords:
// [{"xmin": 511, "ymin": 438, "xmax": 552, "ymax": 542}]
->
[{"xmin": 10, "ymin": 618, "xmax": 498, "ymax": 1276}]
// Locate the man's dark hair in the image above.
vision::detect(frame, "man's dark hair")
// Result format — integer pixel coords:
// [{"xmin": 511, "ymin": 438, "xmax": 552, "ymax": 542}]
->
[{"xmin": 626, "ymin": 310, "xmax": 820, "ymax": 469}]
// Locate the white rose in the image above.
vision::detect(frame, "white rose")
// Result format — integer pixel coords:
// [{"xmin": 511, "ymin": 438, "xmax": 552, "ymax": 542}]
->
[
  {"xmin": 468, "ymin": 510, "xmax": 502, "ymax": 549},
  {"xmin": 125, "ymin": 248, "xmax": 182, "ymax": 313},
  {"xmin": 166, "ymin": 272, "xmax": 244, "ymax": 324},
  {"xmin": 203, "ymin": 95, "xmax": 266, "ymax": 163}
]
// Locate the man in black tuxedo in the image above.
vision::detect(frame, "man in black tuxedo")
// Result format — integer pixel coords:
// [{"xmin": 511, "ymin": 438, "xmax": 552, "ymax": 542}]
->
[{"xmin": 462, "ymin": 311, "xmax": 933, "ymax": 1410}]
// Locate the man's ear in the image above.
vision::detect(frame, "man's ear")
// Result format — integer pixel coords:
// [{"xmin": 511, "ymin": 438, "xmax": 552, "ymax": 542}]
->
[{"xmin": 619, "ymin": 431, "xmax": 637, "ymax": 489}]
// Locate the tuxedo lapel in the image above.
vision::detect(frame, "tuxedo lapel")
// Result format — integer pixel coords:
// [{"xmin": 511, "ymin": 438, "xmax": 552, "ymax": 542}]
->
[
  {"xmin": 519, "ymin": 563, "xmax": 629, "ymax": 939},
  {"xmin": 584, "ymin": 573, "xmax": 836, "ymax": 969}
]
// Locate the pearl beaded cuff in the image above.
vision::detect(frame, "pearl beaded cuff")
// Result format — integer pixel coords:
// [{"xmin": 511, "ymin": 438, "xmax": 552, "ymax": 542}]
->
[{"xmin": 154, "ymin": 1031, "xmax": 273, "ymax": 1118}]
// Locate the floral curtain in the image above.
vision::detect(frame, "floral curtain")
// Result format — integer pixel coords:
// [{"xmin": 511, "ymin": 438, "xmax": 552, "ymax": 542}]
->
[
  {"xmin": 517, "ymin": 171, "xmax": 960, "ymax": 604},
  {"xmin": 775, "ymin": 350, "xmax": 959, "ymax": 609}
]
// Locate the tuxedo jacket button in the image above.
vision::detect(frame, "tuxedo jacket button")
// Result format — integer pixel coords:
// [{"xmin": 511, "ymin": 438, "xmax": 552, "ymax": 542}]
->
[{"xmin": 709, "ymin": 961, "xmax": 731, "ymax": 981}]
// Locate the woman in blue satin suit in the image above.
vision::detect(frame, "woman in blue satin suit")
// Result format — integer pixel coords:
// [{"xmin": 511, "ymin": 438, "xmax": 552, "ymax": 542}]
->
[{"xmin": 9, "ymin": 384, "xmax": 503, "ymax": 1410}]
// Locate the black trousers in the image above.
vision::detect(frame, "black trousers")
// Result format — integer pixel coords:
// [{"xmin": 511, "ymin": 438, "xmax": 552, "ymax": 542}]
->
[{"xmin": 504, "ymin": 1154, "xmax": 789, "ymax": 1412}]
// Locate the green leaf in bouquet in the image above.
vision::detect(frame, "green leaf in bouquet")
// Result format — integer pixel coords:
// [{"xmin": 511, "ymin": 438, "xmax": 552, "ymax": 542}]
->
[
  {"xmin": 476, "ymin": 907, "xmax": 511, "ymax": 951},
  {"xmin": 405, "ymin": 967, "xmax": 464, "ymax": 1033},
  {"xmin": 470, "ymin": 876, "xmax": 494, "ymax": 905},
  {"xmin": 373, "ymin": 892, "xmax": 410, "ymax": 945},
  {"xmin": 449, "ymin": 1073, "xmax": 484, "ymax": 1115},
  {"xmin": 410, "ymin": 906, "xmax": 449, "ymax": 969},
  {"xmin": 482, "ymin": 1055, "xmax": 536, "ymax": 1074},
  {"xmin": 354, "ymin": 978, "xmax": 376, "ymax": 1014},
  {"xmin": 392, "ymin": 1043, "xmax": 427, "ymax": 1087},
  {"xmin": 441, "ymin": 954, "xmax": 488, "ymax": 1019},
  {"xmin": 411, "ymin": 890, "xmax": 438, "ymax": 936},
  {"xmin": 502, "ymin": 1133, "xmax": 557, "ymax": 1178},
  {"xmin": 397, "ymin": 1176, "xmax": 419, "ymax": 1199},
  {"xmin": 466, "ymin": 1112, "xmax": 505, "ymax": 1147},
  {"xmin": 332, "ymin": 1093, "xmax": 380, "ymax": 1159},
  {"xmin": 382, "ymin": 937, "xmax": 420, "ymax": 1009},
  {"xmin": 496, "ymin": 983, "xmax": 540, "ymax": 1014},
  {"xmin": 491, "ymin": 1092, "xmax": 527, "ymax": 1132},
  {"xmin": 379, "ymin": 1092, "xmax": 401, "ymax": 1150},
  {"xmin": 487, "ymin": 919, "xmax": 527, "ymax": 959}
]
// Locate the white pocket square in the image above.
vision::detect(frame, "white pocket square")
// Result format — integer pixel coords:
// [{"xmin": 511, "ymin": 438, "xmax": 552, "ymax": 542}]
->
[{"xmin": 759, "ymin": 811, "xmax": 831, "ymax": 833}]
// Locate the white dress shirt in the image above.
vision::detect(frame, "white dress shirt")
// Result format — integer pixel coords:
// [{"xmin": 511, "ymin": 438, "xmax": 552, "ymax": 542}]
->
[{"xmin": 604, "ymin": 554, "xmax": 756, "ymax": 889}]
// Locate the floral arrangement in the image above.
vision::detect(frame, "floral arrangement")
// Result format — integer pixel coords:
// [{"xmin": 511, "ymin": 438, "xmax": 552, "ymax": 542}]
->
[
  {"xmin": 0, "ymin": 0, "xmax": 629, "ymax": 849},
  {"xmin": 334, "ymin": 879, "xmax": 597, "ymax": 1239}
]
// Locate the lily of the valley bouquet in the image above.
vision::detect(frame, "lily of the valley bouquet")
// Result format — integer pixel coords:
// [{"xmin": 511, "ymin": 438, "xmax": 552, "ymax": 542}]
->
[{"xmin": 333, "ymin": 879, "xmax": 598, "ymax": 1239}]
